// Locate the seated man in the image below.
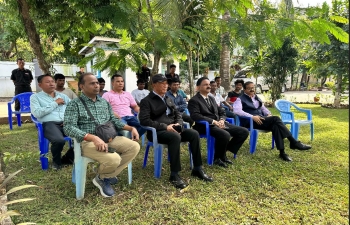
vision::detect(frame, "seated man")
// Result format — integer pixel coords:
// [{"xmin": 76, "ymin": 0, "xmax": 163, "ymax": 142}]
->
[
  {"xmin": 54, "ymin": 73, "xmax": 78, "ymax": 100},
  {"xmin": 102, "ymin": 74, "xmax": 146, "ymax": 137},
  {"xmin": 188, "ymin": 77, "xmax": 249, "ymax": 168},
  {"xmin": 209, "ymin": 81, "xmax": 235, "ymax": 118},
  {"xmin": 226, "ymin": 79, "xmax": 244, "ymax": 104},
  {"xmin": 97, "ymin": 78, "xmax": 108, "ymax": 97},
  {"xmin": 30, "ymin": 74, "xmax": 73, "ymax": 170},
  {"xmin": 178, "ymin": 88, "xmax": 188, "ymax": 102},
  {"xmin": 139, "ymin": 74, "xmax": 213, "ymax": 189},
  {"xmin": 63, "ymin": 73, "xmax": 140, "ymax": 197},
  {"xmin": 165, "ymin": 78, "xmax": 194, "ymax": 127},
  {"xmin": 131, "ymin": 79, "xmax": 150, "ymax": 105},
  {"xmin": 233, "ymin": 81, "xmax": 312, "ymax": 162}
]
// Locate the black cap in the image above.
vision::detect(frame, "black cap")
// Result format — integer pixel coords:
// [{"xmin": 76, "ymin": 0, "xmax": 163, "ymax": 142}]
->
[{"xmin": 152, "ymin": 74, "xmax": 167, "ymax": 83}]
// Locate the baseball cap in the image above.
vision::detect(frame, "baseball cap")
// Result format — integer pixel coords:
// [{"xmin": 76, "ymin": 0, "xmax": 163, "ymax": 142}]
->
[{"xmin": 152, "ymin": 74, "xmax": 167, "ymax": 83}]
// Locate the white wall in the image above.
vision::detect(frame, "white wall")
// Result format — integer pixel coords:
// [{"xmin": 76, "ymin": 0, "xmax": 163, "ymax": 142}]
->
[
  {"xmin": 0, "ymin": 61, "xmax": 35, "ymax": 97},
  {"xmin": 0, "ymin": 61, "xmax": 81, "ymax": 97}
]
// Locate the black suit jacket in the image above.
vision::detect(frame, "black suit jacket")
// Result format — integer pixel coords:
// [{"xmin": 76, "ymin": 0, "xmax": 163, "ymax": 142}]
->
[
  {"xmin": 188, "ymin": 92, "xmax": 226, "ymax": 124},
  {"xmin": 139, "ymin": 91, "xmax": 183, "ymax": 131}
]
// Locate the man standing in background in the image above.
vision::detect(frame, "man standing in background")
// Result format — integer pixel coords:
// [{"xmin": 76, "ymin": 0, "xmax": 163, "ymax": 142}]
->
[
  {"xmin": 11, "ymin": 58, "xmax": 33, "ymax": 111},
  {"xmin": 136, "ymin": 63, "xmax": 151, "ymax": 89}
]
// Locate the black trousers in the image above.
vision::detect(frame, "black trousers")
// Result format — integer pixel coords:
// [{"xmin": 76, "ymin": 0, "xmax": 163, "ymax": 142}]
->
[
  {"xmin": 182, "ymin": 112, "xmax": 194, "ymax": 127},
  {"xmin": 43, "ymin": 121, "xmax": 66, "ymax": 165},
  {"xmin": 150, "ymin": 129, "xmax": 202, "ymax": 173},
  {"xmin": 193, "ymin": 123, "xmax": 249, "ymax": 160},
  {"xmin": 252, "ymin": 116, "xmax": 292, "ymax": 150},
  {"xmin": 14, "ymin": 85, "xmax": 32, "ymax": 111}
]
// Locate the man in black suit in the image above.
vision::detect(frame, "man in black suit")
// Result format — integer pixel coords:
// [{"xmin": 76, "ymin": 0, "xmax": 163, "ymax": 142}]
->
[
  {"xmin": 139, "ymin": 74, "xmax": 213, "ymax": 189},
  {"xmin": 233, "ymin": 81, "xmax": 311, "ymax": 161},
  {"xmin": 188, "ymin": 77, "xmax": 249, "ymax": 168}
]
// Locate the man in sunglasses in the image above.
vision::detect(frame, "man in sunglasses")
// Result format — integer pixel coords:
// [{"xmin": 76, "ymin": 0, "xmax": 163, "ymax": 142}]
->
[{"xmin": 233, "ymin": 81, "xmax": 311, "ymax": 162}]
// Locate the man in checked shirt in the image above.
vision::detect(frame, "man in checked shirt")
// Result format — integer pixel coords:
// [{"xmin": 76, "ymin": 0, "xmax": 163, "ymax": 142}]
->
[
  {"xmin": 64, "ymin": 73, "xmax": 140, "ymax": 198},
  {"xmin": 233, "ymin": 81, "xmax": 311, "ymax": 162}
]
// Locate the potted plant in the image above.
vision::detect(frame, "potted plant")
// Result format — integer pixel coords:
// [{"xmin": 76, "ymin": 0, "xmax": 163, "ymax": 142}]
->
[{"xmin": 314, "ymin": 92, "xmax": 320, "ymax": 102}]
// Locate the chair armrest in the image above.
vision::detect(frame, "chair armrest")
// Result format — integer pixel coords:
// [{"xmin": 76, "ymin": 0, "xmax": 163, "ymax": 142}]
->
[
  {"xmin": 183, "ymin": 122, "xmax": 190, "ymax": 129},
  {"xmin": 140, "ymin": 125, "xmax": 159, "ymax": 146},
  {"xmin": 225, "ymin": 118, "xmax": 234, "ymax": 124},
  {"xmin": 195, "ymin": 120, "xmax": 210, "ymax": 136},
  {"xmin": 291, "ymin": 105, "xmax": 312, "ymax": 120},
  {"xmin": 236, "ymin": 115, "xmax": 254, "ymax": 130}
]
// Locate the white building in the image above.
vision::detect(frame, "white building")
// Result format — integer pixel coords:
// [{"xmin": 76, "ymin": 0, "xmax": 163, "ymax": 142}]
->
[{"xmin": 78, "ymin": 36, "xmax": 180, "ymax": 92}]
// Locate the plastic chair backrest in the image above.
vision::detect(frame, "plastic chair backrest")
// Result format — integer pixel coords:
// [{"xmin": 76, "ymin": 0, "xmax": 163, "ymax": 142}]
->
[
  {"xmin": 275, "ymin": 100, "xmax": 293, "ymax": 121},
  {"xmin": 12, "ymin": 92, "xmax": 33, "ymax": 112}
]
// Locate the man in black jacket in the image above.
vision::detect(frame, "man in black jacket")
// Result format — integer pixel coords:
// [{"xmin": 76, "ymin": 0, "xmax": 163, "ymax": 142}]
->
[
  {"xmin": 139, "ymin": 74, "xmax": 213, "ymax": 189},
  {"xmin": 11, "ymin": 58, "xmax": 33, "ymax": 111},
  {"xmin": 188, "ymin": 77, "xmax": 249, "ymax": 168}
]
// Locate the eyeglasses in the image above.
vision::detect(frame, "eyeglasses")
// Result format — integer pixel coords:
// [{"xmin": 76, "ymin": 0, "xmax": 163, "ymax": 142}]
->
[{"xmin": 246, "ymin": 87, "xmax": 255, "ymax": 91}]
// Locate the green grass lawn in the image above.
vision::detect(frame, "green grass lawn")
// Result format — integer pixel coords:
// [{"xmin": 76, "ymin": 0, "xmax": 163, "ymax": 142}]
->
[{"xmin": 1, "ymin": 105, "xmax": 348, "ymax": 225}]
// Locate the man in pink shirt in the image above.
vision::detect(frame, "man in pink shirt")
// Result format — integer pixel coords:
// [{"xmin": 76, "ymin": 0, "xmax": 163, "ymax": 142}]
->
[{"xmin": 103, "ymin": 74, "xmax": 146, "ymax": 137}]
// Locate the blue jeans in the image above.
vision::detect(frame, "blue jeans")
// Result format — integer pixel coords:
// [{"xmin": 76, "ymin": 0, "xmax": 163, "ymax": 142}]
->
[{"xmin": 121, "ymin": 116, "xmax": 146, "ymax": 137}]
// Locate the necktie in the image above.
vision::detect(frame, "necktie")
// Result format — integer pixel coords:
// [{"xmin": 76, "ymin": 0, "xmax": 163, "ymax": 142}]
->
[{"xmin": 205, "ymin": 98, "xmax": 211, "ymax": 107}]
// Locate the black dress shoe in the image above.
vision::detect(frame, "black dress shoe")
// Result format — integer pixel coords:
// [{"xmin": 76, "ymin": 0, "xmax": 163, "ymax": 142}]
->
[
  {"xmin": 213, "ymin": 159, "xmax": 228, "ymax": 168},
  {"xmin": 290, "ymin": 141, "xmax": 311, "ymax": 150},
  {"xmin": 223, "ymin": 157, "xmax": 233, "ymax": 165},
  {"xmin": 169, "ymin": 174, "xmax": 187, "ymax": 189},
  {"xmin": 279, "ymin": 153, "xmax": 292, "ymax": 162},
  {"xmin": 191, "ymin": 169, "xmax": 213, "ymax": 182}
]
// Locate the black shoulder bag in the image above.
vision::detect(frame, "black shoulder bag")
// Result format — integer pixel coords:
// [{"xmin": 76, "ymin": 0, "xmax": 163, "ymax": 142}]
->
[{"xmin": 79, "ymin": 97, "xmax": 117, "ymax": 143}]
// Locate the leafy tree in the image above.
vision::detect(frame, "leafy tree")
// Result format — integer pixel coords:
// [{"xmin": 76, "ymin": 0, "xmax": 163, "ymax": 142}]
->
[{"xmin": 262, "ymin": 37, "xmax": 298, "ymax": 103}]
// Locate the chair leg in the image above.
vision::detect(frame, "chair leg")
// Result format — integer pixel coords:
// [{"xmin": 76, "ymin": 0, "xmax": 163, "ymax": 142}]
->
[
  {"xmin": 40, "ymin": 138, "xmax": 50, "ymax": 170},
  {"xmin": 128, "ymin": 162, "xmax": 132, "ymax": 185},
  {"xmin": 154, "ymin": 146, "xmax": 163, "ymax": 178},
  {"xmin": 141, "ymin": 135, "xmax": 145, "ymax": 147},
  {"xmin": 271, "ymin": 135, "xmax": 275, "ymax": 149},
  {"xmin": 16, "ymin": 114, "xmax": 22, "ymax": 127},
  {"xmin": 250, "ymin": 130, "xmax": 259, "ymax": 154},
  {"xmin": 207, "ymin": 137, "xmax": 214, "ymax": 166},
  {"xmin": 143, "ymin": 143, "xmax": 151, "ymax": 168},
  {"xmin": 294, "ymin": 124, "xmax": 300, "ymax": 141},
  {"xmin": 74, "ymin": 159, "xmax": 88, "ymax": 200},
  {"xmin": 188, "ymin": 143, "xmax": 193, "ymax": 170},
  {"xmin": 310, "ymin": 123, "xmax": 314, "ymax": 141}
]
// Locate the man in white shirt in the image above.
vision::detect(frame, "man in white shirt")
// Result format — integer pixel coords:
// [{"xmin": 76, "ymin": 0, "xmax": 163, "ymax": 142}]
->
[
  {"xmin": 54, "ymin": 73, "xmax": 78, "ymax": 100},
  {"xmin": 214, "ymin": 77, "xmax": 227, "ymax": 98},
  {"xmin": 209, "ymin": 81, "xmax": 235, "ymax": 118},
  {"xmin": 131, "ymin": 79, "xmax": 150, "ymax": 105}
]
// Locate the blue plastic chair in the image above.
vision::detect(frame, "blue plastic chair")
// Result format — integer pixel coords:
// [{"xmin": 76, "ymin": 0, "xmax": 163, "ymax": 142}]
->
[
  {"xmin": 8, "ymin": 92, "xmax": 33, "ymax": 130},
  {"xmin": 196, "ymin": 117, "xmax": 237, "ymax": 165},
  {"xmin": 71, "ymin": 132, "xmax": 133, "ymax": 200},
  {"xmin": 142, "ymin": 122, "xmax": 192, "ymax": 178},
  {"xmin": 235, "ymin": 115, "xmax": 275, "ymax": 154},
  {"xmin": 31, "ymin": 114, "xmax": 72, "ymax": 170},
  {"xmin": 275, "ymin": 100, "xmax": 314, "ymax": 141}
]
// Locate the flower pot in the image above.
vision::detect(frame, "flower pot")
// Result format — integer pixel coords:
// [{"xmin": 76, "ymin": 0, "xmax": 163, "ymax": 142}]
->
[{"xmin": 314, "ymin": 97, "xmax": 320, "ymax": 102}]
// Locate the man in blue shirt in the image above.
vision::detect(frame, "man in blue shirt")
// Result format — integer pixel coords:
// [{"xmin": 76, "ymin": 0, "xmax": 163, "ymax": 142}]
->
[
  {"xmin": 30, "ymin": 74, "xmax": 72, "ymax": 170},
  {"xmin": 165, "ymin": 78, "xmax": 194, "ymax": 127}
]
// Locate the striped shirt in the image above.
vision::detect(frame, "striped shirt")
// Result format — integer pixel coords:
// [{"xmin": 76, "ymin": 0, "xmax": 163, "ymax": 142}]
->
[
  {"xmin": 30, "ymin": 91, "xmax": 71, "ymax": 123},
  {"xmin": 63, "ymin": 93, "xmax": 126, "ymax": 142}
]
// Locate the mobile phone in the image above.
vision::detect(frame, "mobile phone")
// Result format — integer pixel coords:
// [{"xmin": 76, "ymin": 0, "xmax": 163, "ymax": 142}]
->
[
  {"xmin": 108, "ymin": 147, "xmax": 116, "ymax": 153},
  {"xmin": 172, "ymin": 125, "xmax": 183, "ymax": 133}
]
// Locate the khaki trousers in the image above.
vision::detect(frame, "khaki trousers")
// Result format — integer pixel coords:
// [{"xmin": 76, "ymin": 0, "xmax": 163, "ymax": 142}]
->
[{"xmin": 81, "ymin": 136, "xmax": 140, "ymax": 179}]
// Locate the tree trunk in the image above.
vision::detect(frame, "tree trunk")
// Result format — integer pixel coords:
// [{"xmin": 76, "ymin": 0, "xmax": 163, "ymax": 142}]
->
[
  {"xmin": 17, "ymin": 0, "xmax": 50, "ymax": 74},
  {"xmin": 148, "ymin": 51, "xmax": 161, "ymax": 91},
  {"xmin": 219, "ymin": 11, "xmax": 231, "ymax": 92},
  {"xmin": 333, "ymin": 74, "xmax": 342, "ymax": 108},
  {"xmin": 187, "ymin": 50, "xmax": 194, "ymax": 97},
  {"xmin": 2, "ymin": 41, "xmax": 16, "ymax": 59}
]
